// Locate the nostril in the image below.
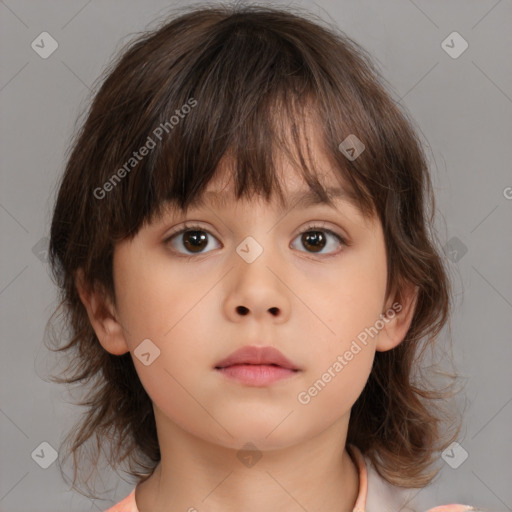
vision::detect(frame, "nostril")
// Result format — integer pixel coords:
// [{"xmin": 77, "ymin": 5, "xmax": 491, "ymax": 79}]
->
[
  {"xmin": 236, "ymin": 305, "xmax": 249, "ymax": 315},
  {"xmin": 269, "ymin": 307, "xmax": 279, "ymax": 315}
]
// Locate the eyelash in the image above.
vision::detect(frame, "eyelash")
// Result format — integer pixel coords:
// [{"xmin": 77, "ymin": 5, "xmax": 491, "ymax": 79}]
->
[{"xmin": 164, "ymin": 221, "xmax": 348, "ymax": 259}]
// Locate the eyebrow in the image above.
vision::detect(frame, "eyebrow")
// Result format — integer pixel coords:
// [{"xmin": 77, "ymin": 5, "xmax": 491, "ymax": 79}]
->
[{"xmin": 194, "ymin": 187, "xmax": 361, "ymax": 214}]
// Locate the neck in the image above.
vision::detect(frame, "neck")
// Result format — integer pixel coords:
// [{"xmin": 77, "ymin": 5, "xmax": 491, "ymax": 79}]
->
[{"xmin": 135, "ymin": 410, "xmax": 360, "ymax": 512}]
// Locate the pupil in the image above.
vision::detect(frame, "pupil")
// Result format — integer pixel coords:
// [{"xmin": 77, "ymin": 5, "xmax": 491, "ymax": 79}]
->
[
  {"xmin": 184, "ymin": 231, "xmax": 207, "ymax": 252},
  {"xmin": 303, "ymin": 231, "xmax": 325, "ymax": 252}
]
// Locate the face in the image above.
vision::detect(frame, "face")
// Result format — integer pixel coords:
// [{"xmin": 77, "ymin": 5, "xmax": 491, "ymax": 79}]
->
[{"xmin": 101, "ymin": 150, "xmax": 398, "ymax": 453}]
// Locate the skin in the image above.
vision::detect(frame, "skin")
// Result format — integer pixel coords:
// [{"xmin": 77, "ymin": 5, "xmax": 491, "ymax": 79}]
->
[{"xmin": 78, "ymin": 136, "xmax": 417, "ymax": 512}]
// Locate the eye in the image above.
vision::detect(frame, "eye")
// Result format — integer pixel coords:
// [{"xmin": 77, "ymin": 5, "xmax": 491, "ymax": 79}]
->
[
  {"xmin": 164, "ymin": 221, "xmax": 347, "ymax": 258},
  {"xmin": 290, "ymin": 222, "xmax": 347, "ymax": 255},
  {"xmin": 165, "ymin": 222, "xmax": 220, "ymax": 257}
]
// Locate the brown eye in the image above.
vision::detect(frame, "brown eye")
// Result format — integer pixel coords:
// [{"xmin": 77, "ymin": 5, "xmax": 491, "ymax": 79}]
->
[
  {"xmin": 301, "ymin": 231, "xmax": 326, "ymax": 253},
  {"xmin": 182, "ymin": 230, "xmax": 208, "ymax": 253},
  {"xmin": 291, "ymin": 224, "xmax": 346, "ymax": 255},
  {"xmin": 166, "ymin": 224, "xmax": 221, "ymax": 256}
]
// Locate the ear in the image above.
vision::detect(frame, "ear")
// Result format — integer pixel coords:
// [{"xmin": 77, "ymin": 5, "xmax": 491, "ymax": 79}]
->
[
  {"xmin": 74, "ymin": 269, "xmax": 130, "ymax": 355},
  {"xmin": 376, "ymin": 281, "xmax": 419, "ymax": 352}
]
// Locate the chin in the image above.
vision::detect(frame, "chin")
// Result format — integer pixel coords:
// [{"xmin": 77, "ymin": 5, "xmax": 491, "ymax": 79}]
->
[{"xmin": 207, "ymin": 420, "xmax": 309, "ymax": 452}]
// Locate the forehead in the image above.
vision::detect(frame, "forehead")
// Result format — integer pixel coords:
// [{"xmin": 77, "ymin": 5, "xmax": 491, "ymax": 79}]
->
[
  {"xmin": 154, "ymin": 110, "xmax": 376, "ymax": 223},
  {"xmin": 160, "ymin": 160, "xmax": 368, "ymax": 223},
  {"xmin": 194, "ymin": 184, "xmax": 360, "ymax": 215}
]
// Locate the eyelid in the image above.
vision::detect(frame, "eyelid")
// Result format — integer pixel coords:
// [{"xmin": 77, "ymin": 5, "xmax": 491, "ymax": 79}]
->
[
  {"xmin": 295, "ymin": 221, "xmax": 348, "ymax": 245},
  {"xmin": 164, "ymin": 220, "xmax": 217, "ymax": 240}
]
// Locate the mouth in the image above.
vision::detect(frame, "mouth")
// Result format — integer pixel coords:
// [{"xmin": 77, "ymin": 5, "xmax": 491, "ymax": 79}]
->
[
  {"xmin": 214, "ymin": 345, "xmax": 300, "ymax": 371},
  {"xmin": 214, "ymin": 346, "xmax": 301, "ymax": 386}
]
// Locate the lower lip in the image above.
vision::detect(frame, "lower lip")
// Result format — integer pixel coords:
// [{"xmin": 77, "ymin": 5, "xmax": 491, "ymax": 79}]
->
[{"xmin": 215, "ymin": 364, "xmax": 299, "ymax": 386}]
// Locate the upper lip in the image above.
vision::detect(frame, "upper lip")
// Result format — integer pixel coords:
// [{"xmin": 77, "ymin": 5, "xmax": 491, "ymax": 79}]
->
[{"xmin": 215, "ymin": 346, "xmax": 300, "ymax": 371}]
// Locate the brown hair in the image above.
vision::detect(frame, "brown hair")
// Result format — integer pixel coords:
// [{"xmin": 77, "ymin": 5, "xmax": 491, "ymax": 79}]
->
[{"xmin": 47, "ymin": 2, "xmax": 464, "ymax": 499}]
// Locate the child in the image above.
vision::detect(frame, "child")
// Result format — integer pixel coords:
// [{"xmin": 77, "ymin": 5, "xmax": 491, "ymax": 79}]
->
[{"xmin": 47, "ymin": 3, "xmax": 481, "ymax": 511}]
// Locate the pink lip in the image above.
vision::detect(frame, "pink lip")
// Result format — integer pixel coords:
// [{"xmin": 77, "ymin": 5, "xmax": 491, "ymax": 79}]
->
[
  {"xmin": 214, "ymin": 346, "xmax": 301, "ymax": 386},
  {"xmin": 214, "ymin": 346, "xmax": 300, "ymax": 370},
  {"xmin": 216, "ymin": 365, "xmax": 299, "ymax": 386}
]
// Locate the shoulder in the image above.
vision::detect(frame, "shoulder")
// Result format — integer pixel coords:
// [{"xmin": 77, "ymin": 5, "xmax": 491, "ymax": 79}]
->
[
  {"xmin": 363, "ymin": 453, "xmax": 476, "ymax": 512},
  {"xmin": 103, "ymin": 488, "xmax": 138, "ymax": 512},
  {"xmin": 101, "ymin": 465, "xmax": 480, "ymax": 512},
  {"xmin": 363, "ymin": 455, "xmax": 420, "ymax": 512},
  {"xmin": 424, "ymin": 507, "xmax": 480, "ymax": 512}
]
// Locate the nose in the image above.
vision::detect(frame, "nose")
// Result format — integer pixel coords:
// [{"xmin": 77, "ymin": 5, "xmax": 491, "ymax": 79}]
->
[{"xmin": 223, "ymin": 244, "xmax": 291, "ymax": 324}]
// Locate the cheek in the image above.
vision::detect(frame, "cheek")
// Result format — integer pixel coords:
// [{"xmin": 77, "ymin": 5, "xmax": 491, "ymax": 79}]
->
[
  {"xmin": 296, "ymin": 241, "xmax": 385, "ymax": 412},
  {"xmin": 298, "ymin": 296, "xmax": 378, "ymax": 419},
  {"xmin": 296, "ymin": 346, "xmax": 374, "ymax": 428},
  {"xmin": 311, "ymin": 248, "xmax": 387, "ymax": 350},
  {"xmin": 113, "ymin": 249, "xmax": 209, "ymax": 342},
  {"xmin": 119, "ymin": 301, "xmax": 219, "ymax": 439},
  {"xmin": 112, "ymin": 249, "xmax": 219, "ymax": 410}
]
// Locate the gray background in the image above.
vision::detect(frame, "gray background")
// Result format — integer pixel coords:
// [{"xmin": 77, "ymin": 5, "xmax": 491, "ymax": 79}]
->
[{"xmin": 1, "ymin": 0, "xmax": 511, "ymax": 510}]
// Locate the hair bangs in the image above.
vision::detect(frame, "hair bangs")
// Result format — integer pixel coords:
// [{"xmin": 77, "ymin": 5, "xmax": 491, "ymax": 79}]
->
[{"xmin": 112, "ymin": 15, "xmax": 377, "ymax": 237}]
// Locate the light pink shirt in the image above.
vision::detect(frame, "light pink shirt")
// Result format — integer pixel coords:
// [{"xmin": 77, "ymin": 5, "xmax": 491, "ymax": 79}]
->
[{"xmin": 104, "ymin": 444, "xmax": 477, "ymax": 512}]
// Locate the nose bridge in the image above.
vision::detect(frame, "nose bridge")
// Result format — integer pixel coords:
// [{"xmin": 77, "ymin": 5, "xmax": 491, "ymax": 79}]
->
[
  {"xmin": 231, "ymin": 198, "xmax": 280, "ymax": 265},
  {"xmin": 224, "ymin": 217, "xmax": 290, "ymax": 322},
  {"xmin": 235, "ymin": 230, "xmax": 279, "ymax": 291},
  {"xmin": 232, "ymin": 197, "xmax": 287, "ymax": 279}
]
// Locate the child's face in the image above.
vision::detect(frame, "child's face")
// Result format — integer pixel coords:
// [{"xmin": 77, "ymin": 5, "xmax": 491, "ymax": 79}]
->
[{"xmin": 94, "ymin": 142, "xmax": 411, "ymax": 453}]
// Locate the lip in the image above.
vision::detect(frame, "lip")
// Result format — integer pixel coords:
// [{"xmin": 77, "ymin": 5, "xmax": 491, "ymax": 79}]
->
[
  {"xmin": 214, "ymin": 345, "xmax": 301, "ymax": 387},
  {"xmin": 214, "ymin": 346, "xmax": 300, "ymax": 370}
]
